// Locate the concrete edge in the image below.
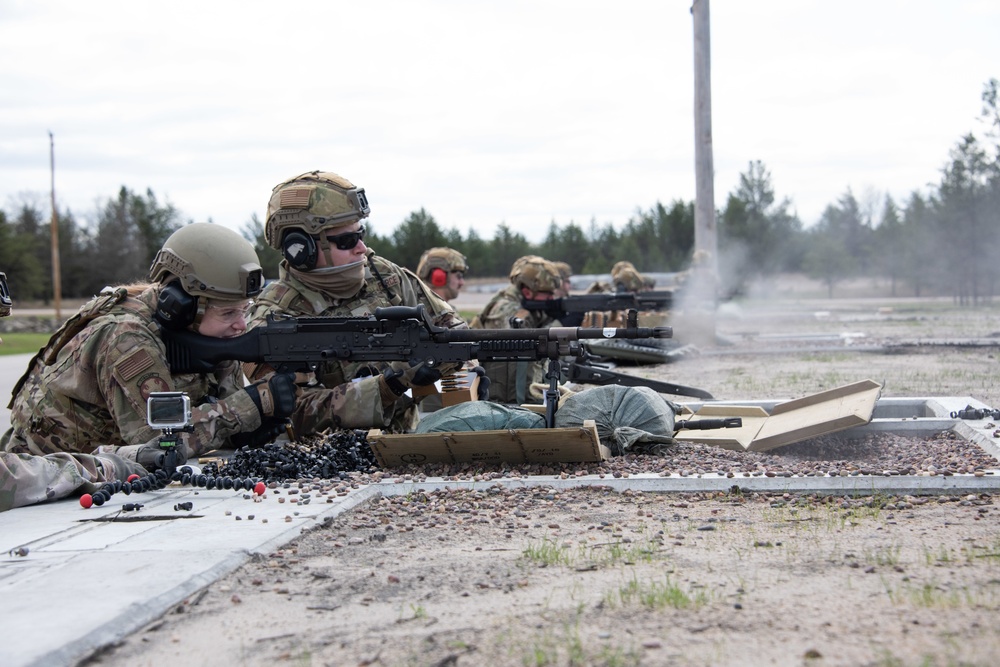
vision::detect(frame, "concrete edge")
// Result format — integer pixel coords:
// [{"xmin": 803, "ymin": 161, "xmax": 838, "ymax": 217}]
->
[{"xmin": 368, "ymin": 474, "xmax": 1000, "ymax": 497}]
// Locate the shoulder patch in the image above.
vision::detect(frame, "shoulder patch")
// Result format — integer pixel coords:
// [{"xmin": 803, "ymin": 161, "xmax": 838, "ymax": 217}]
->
[
  {"xmin": 139, "ymin": 375, "xmax": 171, "ymax": 402},
  {"xmin": 118, "ymin": 348, "xmax": 156, "ymax": 381}
]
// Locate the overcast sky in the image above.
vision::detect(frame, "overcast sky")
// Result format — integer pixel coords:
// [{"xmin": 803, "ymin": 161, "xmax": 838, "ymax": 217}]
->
[{"xmin": 1, "ymin": 1, "xmax": 997, "ymax": 243}]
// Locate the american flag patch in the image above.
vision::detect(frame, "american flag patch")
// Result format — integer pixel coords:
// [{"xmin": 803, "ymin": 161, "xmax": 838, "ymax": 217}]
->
[
  {"xmin": 280, "ymin": 187, "xmax": 312, "ymax": 209},
  {"xmin": 118, "ymin": 349, "xmax": 155, "ymax": 381}
]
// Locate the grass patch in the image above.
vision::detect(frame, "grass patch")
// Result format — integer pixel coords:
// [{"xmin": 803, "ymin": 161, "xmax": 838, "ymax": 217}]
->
[
  {"xmin": 521, "ymin": 538, "xmax": 663, "ymax": 570},
  {"xmin": 0, "ymin": 332, "xmax": 48, "ymax": 356},
  {"xmin": 607, "ymin": 575, "xmax": 710, "ymax": 610}
]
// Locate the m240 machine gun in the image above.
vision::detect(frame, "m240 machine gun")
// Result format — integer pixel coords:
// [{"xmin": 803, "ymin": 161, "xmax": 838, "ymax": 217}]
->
[
  {"xmin": 161, "ymin": 304, "xmax": 672, "ymax": 428},
  {"xmin": 521, "ymin": 290, "xmax": 673, "ymax": 324}
]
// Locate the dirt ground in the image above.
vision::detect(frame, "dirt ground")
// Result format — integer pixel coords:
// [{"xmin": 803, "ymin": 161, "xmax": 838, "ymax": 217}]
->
[{"xmin": 83, "ymin": 283, "xmax": 1000, "ymax": 667}]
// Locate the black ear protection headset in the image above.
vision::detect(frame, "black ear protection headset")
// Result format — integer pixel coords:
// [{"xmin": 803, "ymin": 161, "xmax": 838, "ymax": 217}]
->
[
  {"xmin": 430, "ymin": 267, "xmax": 448, "ymax": 287},
  {"xmin": 281, "ymin": 230, "xmax": 320, "ymax": 271},
  {"xmin": 154, "ymin": 281, "xmax": 199, "ymax": 331}
]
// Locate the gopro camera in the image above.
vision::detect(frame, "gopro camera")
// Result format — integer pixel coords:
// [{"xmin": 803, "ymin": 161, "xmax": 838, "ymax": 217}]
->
[{"xmin": 146, "ymin": 392, "xmax": 192, "ymax": 431}]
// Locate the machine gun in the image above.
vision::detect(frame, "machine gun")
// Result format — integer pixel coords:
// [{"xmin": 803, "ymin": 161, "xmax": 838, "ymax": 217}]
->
[
  {"xmin": 562, "ymin": 350, "xmax": 714, "ymax": 400},
  {"xmin": 161, "ymin": 305, "xmax": 672, "ymax": 428},
  {"xmin": 0, "ymin": 271, "xmax": 11, "ymax": 317},
  {"xmin": 521, "ymin": 290, "xmax": 673, "ymax": 324}
]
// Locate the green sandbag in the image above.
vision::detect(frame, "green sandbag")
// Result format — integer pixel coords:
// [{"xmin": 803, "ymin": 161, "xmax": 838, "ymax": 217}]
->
[
  {"xmin": 554, "ymin": 385, "xmax": 680, "ymax": 455},
  {"xmin": 415, "ymin": 401, "xmax": 545, "ymax": 433}
]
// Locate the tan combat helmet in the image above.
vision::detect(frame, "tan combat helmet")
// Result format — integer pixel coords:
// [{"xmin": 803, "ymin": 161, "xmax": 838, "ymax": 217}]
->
[
  {"xmin": 149, "ymin": 223, "xmax": 264, "ymax": 301},
  {"xmin": 510, "ymin": 257, "xmax": 562, "ymax": 294},
  {"xmin": 508, "ymin": 255, "xmax": 545, "ymax": 284},
  {"xmin": 416, "ymin": 247, "xmax": 469, "ymax": 283},
  {"xmin": 264, "ymin": 170, "xmax": 370, "ymax": 249},
  {"xmin": 610, "ymin": 260, "xmax": 650, "ymax": 292},
  {"xmin": 552, "ymin": 261, "xmax": 572, "ymax": 281},
  {"xmin": 552, "ymin": 261, "xmax": 572, "ymax": 295}
]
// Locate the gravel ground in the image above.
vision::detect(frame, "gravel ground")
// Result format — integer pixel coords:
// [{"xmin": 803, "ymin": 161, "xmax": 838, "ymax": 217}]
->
[{"xmin": 82, "ymin": 290, "xmax": 1000, "ymax": 667}]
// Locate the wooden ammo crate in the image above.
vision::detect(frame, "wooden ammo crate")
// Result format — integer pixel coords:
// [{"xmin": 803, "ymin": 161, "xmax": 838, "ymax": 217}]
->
[{"xmin": 367, "ymin": 420, "xmax": 609, "ymax": 467}]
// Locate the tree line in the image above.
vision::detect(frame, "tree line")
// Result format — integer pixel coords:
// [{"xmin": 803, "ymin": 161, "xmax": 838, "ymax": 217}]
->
[{"xmin": 3, "ymin": 79, "xmax": 998, "ymax": 305}]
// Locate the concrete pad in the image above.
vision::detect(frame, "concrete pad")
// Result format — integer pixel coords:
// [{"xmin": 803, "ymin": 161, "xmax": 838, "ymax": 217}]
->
[{"xmin": 0, "ymin": 485, "xmax": 374, "ymax": 667}]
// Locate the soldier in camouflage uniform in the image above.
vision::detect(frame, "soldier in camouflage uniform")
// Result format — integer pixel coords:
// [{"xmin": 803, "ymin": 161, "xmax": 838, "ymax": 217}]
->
[
  {"xmin": 1, "ymin": 224, "xmax": 301, "ymax": 470},
  {"xmin": 415, "ymin": 247, "xmax": 468, "ymax": 302},
  {"xmin": 611, "ymin": 260, "xmax": 656, "ymax": 292},
  {"xmin": 245, "ymin": 170, "xmax": 467, "ymax": 434},
  {"xmin": 0, "ymin": 271, "xmax": 148, "ymax": 511},
  {"xmin": 470, "ymin": 256, "xmax": 563, "ymax": 404},
  {"xmin": 552, "ymin": 261, "xmax": 573, "ymax": 298}
]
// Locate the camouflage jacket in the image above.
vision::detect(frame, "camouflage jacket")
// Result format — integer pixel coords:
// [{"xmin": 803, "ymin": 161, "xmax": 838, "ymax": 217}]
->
[
  {"xmin": 471, "ymin": 284, "xmax": 561, "ymax": 404},
  {"xmin": 245, "ymin": 254, "xmax": 466, "ymax": 434},
  {"xmin": 0, "ymin": 450, "xmax": 147, "ymax": 512},
  {"xmin": 2, "ymin": 286, "xmax": 262, "ymax": 459}
]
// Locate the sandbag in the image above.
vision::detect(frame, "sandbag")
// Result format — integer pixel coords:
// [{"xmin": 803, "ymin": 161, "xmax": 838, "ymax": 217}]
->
[
  {"xmin": 415, "ymin": 401, "xmax": 545, "ymax": 433},
  {"xmin": 554, "ymin": 385, "xmax": 680, "ymax": 455}
]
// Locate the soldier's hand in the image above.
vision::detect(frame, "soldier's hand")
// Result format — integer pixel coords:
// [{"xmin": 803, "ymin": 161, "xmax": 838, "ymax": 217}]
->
[
  {"xmin": 379, "ymin": 360, "xmax": 444, "ymax": 398},
  {"xmin": 136, "ymin": 440, "xmax": 192, "ymax": 473},
  {"xmin": 246, "ymin": 373, "xmax": 298, "ymax": 419}
]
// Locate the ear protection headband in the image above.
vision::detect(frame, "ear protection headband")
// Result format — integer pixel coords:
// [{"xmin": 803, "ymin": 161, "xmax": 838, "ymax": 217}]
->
[
  {"xmin": 430, "ymin": 267, "xmax": 448, "ymax": 287},
  {"xmin": 281, "ymin": 230, "xmax": 319, "ymax": 271},
  {"xmin": 155, "ymin": 281, "xmax": 198, "ymax": 330}
]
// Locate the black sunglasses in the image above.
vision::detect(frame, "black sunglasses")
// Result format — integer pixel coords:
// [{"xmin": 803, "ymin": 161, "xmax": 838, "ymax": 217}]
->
[{"xmin": 326, "ymin": 225, "xmax": 366, "ymax": 250}]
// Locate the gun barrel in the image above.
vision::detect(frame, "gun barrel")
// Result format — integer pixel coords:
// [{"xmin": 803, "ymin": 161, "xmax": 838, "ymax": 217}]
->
[{"xmin": 437, "ymin": 325, "xmax": 671, "ymax": 343}]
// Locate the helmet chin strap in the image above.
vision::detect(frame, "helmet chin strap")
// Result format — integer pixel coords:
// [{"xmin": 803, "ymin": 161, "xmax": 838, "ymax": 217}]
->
[{"xmin": 316, "ymin": 235, "xmax": 336, "ymax": 269}]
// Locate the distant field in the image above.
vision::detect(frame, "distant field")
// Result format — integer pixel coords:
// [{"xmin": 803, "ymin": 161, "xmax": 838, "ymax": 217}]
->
[{"xmin": 0, "ymin": 333, "xmax": 47, "ymax": 356}]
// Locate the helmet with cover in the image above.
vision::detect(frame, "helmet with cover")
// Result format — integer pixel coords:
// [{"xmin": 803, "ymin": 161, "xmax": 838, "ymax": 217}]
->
[
  {"xmin": 264, "ymin": 170, "xmax": 370, "ymax": 250},
  {"xmin": 611, "ymin": 260, "xmax": 651, "ymax": 292},
  {"xmin": 552, "ymin": 261, "xmax": 572, "ymax": 281},
  {"xmin": 508, "ymin": 255, "xmax": 545, "ymax": 284},
  {"xmin": 417, "ymin": 247, "xmax": 468, "ymax": 284},
  {"xmin": 511, "ymin": 257, "xmax": 562, "ymax": 294}
]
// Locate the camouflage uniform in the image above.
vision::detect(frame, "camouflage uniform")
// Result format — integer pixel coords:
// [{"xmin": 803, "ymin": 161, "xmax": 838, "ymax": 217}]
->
[
  {"xmin": 246, "ymin": 252, "xmax": 465, "ymax": 434},
  {"xmin": 471, "ymin": 258, "xmax": 563, "ymax": 404},
  {"xmin": 0, "ymin": 450, "xmax": 146, "ymax": 512},
  {"xmin": 0, "ymin": 271, "xmax": 148, "ymax": 511},
  {"xmin": 1, "ymin": 285, "xmax": 262, "ymax": 460}
]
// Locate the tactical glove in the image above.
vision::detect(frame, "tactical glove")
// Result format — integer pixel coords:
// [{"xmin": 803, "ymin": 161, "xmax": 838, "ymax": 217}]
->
[
  {"xmin": 379, "ymin": 360, "xmax": 444, "ymax": 397},
  {"xmin": 246, "ymin": 372, "xmax": 298, "ymax": 419},
  {"xmin": 136, "ymin": 440, "xmax": 192, "ymax": 473}
]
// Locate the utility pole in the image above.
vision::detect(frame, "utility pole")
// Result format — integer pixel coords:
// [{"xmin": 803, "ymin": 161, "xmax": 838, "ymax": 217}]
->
[
  {"xmin": 690, "ymin": 0, "xmax": 717, "ymax": 342},
  {"xmin": 49, "ymin": 131, "xmax": 62, "ymax": 320}
]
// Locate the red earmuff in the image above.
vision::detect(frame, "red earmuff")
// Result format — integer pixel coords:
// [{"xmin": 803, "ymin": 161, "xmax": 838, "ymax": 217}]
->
[{"xmin": 431, "ymin": 267, "xmax": 448, "ymax": 287}]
